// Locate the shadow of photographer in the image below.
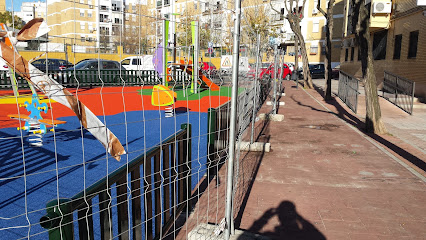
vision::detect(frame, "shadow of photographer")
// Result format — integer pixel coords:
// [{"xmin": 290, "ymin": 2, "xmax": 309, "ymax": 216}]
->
[{"xmin": 242, "ymin": 200, "xmax": 326, "ymax": 240}]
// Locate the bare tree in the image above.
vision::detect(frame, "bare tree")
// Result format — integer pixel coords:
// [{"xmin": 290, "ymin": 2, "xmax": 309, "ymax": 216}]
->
[
  {"xmin": 351, "ymin": 0, "xmax": 386, "ymax": 134},
  {"xmin": 271, "ymin": 0, "xmax": 313, "ymax": 88},
  {"xmin": 241, "ymin": 1, "xmax": 276, "ymax": 48},
  {"xmin": 317, "ymin": 0, "xmax": 335, "ymax": 100},
  {"xmin": 121, "ymin": 5, "xmax": 149, "ymax": 54}
]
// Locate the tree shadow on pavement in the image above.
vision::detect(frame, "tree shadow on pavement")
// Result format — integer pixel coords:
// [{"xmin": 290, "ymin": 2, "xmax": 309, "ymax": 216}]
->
[
  {"xmin": 240, "ymin": 200, "xmax": 326, "ymax": 240},
  {"xmin": 293, "ymin": 85, "xmax": 426, "ymax": 172}
]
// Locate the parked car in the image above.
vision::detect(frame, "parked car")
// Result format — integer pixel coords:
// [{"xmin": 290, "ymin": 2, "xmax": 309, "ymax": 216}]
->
[
  {"xmin": 261, "ymin": 62, "xmax": 271, "ymax": 71},
  {"xmin": 31, "ymin": 58, "xmax": 73, "ymax": 72},
  {"xmin": 62, "ymin": 59, "xmax": 126, "ymax": 85},
  {"xmin": 121, "ymin": 56, "xmax": 154, "ymax": 70},
  {"xmin": 286, "ymin": 62, "xmax": 295, "ymax": 72},
  {"xmin": 259, "ymin": 63, "xmax": 292, "ymax": 80},
  {"xmin": 299, "ymin": 64, "xmax": 325, "ymax": 79},
  {"xmin": 67, "ymin": 59, "xmax": 126, "ymax": 71},
  {"xmin": 332, "ymin": 65, "xmax": 340, "ymax": 79},
  {"xmin": 246, "ymin": 63, "xmax": 256, "ymax": 78},
  {"xmin": 200, "ymin": 61, "xmax": 217, "ymax": 76}
]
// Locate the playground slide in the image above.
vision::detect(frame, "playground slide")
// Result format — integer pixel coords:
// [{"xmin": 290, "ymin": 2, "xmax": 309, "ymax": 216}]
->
[{"xmin": 182, "ymin": 66, "xmax": 220, "ymax": 91}]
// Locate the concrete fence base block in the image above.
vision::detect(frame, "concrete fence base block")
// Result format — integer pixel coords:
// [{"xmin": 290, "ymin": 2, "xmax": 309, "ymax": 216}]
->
[
  {"xmin": 188, "ymin": 223, "xmax": 270, "ymax": 240},
  {"xmin": 266, "ymin": 101, "xmax": 285, "ymax": 106},
  {"xmin": 258, "ymin": 113, "xmax": 285, "ymax": 121},
  {"xmin": 239, "ymin": 141, "xmax": 271, "ymax": 152}
]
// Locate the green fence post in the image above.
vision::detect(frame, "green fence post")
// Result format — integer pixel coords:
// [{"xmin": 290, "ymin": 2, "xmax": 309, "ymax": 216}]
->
[
  {"xmin": 207, "ymin": 108, "xmax": 216, "ymax": 160},
  {"xmin": 180, "ymin": 123, "xmax": 192, "ymax": 207},
  {"xmin": 40, "ymin": 198, "xmax": 74, "ymax": 240},
  {"xmin": 207, "ymin": 108, "xmax": 217, "ymax": 181}
]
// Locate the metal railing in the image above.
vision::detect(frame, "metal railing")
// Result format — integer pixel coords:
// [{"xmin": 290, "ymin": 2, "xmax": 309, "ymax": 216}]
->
[
  {"xmin": 40, "ymin": 124, "xmax": 192, "ymax": 240},
  {"xmin": 0, "ymin": 69, "xmax": 195, "ymax": 88},
  {"xmin": 338, "ymin": 71, "xmax": 360, "ymax": 113},
  {"xmin": 383, "ymin": 71, "xmax": 415, "ymax": 115}
]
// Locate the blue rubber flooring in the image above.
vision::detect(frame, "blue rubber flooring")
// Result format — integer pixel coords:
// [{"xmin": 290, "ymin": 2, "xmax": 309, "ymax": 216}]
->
[{"xmin": 0, "ymin": 110, "xmax": 208, "ymax": 239}]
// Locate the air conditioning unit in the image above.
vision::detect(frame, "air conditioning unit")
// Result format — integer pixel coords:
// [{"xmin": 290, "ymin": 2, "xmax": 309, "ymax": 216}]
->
[
  {"xmin": 90, "ymin": 29, "xmax": 94, "ymax": 33},
  {"xmin": 373, "ymin": 1, "xmax": 392, "ymax": 14},
  {"xmin": 312, "ymin": 8, "xmax": 318, "ymax": 14}
]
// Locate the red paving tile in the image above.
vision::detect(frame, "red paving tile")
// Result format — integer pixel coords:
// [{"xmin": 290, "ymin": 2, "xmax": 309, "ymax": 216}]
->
[
  {"xmin": 175, "ymin": 81, "xmax": 425, "ymax": 239},
  {"xmin": 235, "ymin": 81, "xmax": 426, "ymax": 239}
]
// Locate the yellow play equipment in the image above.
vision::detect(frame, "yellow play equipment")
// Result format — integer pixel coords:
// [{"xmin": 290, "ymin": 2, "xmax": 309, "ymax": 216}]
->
[{"xmin": 151, "ymin": 84, "xmax": 177, "ymax": 107}]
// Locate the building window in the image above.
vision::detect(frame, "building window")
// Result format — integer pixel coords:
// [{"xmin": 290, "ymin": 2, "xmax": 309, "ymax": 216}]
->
[
  {"xmin": 393, "ymin": 34, "xmax": 402, "ymax": 59},
  {"xmin": 350, "ymin": 47, "xmax": 354, "ymax": 61},
  {"xmin": 80, "ymin": 23, "xmax": 85, "ymax": 30},
  {"xmin": 408, "ymin": 31, "xmax": 419, "ymax": 59},
  {"xmin": 310, "ymin": 44, "xmax": 318, "ymax": 55},
  {"xmin": 372, "ymin": 30, "xmax": 387, "ymax": 60},
  {"xmin": 345, "ymin": 48, "xmax": 348, "ymax": 61},
  {"xmin": 312, "ymin": 19, "xmax": 319, "ymax": 33},
  {"xmin": 80, "ymin": 10, "xmax": 84, "ymax": 17},
  {"xmin": 287, "ymin": 46, "xmax": 295, "ymax": 56},
  {"xmin": 88, "ymin": 11, "xmax": 92, "ymax": 18},
  {"xmin": 80, "ymin": 0, "xmax": 84, "ymax": 3}
]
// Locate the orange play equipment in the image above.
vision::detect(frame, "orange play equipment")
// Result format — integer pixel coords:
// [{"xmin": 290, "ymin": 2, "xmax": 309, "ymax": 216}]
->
[
  {"xmin": 170, "ymin": 61, "xmax": 220, "ymax": 91},
  {"xmin": 8, "ymin": 114, "xmax": 67, "ymax": 126}
]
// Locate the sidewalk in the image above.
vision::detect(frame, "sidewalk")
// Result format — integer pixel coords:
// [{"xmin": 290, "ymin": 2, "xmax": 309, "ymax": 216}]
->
[{"xmin": 235, "ymin": 80, "xmax": 426, "ymax": 239}]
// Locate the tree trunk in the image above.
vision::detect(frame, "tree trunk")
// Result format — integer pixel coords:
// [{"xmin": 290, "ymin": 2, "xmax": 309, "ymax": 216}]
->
[
  {"xmin": 295, "ymin": 34, "xmax": 298, "ymax": 77},
  {"xmin": 357, "ymin": 0, "xmax": 387, "ymax": 134},
  {"xmin": 324, "ymin": 0, "xmax": 335, "ymax": 100},
  {"xmin": 293, "ymin": 27, "xmax": 313, "ymax": 89}
]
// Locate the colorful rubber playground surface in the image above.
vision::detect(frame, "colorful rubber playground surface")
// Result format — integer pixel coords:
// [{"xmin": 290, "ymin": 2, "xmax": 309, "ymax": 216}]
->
[{"xmin": 0, "ymin": 86, "xmax": 233, "ymax": 239}]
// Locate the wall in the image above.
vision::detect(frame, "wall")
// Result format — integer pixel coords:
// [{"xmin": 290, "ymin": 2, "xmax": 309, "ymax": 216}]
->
[{"xmin": 340, "ymin": 10, "xmax": 426, "ymax": 98}]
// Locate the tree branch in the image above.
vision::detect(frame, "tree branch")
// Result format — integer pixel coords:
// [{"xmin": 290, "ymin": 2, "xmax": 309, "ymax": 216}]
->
[
  {"xmin": 269, "ymin": 0, "xmax": 288, "ymax": 20},
  {"xmin": 317, "ymin": 0, "xmax": 327, "ymax": 17},
  {"xmin": 269, "ymin": 0, "xmax": 281, "ymax": 14}
]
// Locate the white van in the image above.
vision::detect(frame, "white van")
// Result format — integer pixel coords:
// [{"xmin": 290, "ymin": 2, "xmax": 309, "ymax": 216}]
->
[{"xmin": 121, "ymin": 56, "xmax": 155, "ymax": 71}]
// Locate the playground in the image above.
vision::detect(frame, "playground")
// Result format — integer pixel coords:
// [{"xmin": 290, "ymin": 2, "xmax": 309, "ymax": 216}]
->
[
  {"xmin": 0, "ymin": 17, "xmax": 258, "ymax": 240},
  {"xmin": 0, "ymin": 84, "xmax": 235, "ymax": 239}
]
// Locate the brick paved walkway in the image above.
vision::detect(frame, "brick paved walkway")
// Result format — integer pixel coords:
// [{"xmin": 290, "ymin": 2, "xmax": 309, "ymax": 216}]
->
[{"xmin": 236, "ymin": 80, "xmax": 426, "ymax": 239}]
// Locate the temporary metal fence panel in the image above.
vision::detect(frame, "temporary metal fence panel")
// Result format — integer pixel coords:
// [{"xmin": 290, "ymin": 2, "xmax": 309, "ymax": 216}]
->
[
  {"xmin": 39, "ymin": 124, "xmax": 191, "ymax": 240},
  {"xmin": 0, "ymin": 3, "xmax": 271, "ymax": 239},
  {"xmin": 338, "ymin": 71, "xmax": 359, "ymax": 113},
  {"xmin": 383, "ymin": 71, "xmax": 415, "ymax": 115}
]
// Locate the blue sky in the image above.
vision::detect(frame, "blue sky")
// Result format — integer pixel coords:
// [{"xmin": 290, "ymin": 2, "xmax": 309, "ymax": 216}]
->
[{"xmin": 6, "ymin": 0, "xmax": 44, "ymax": 12}]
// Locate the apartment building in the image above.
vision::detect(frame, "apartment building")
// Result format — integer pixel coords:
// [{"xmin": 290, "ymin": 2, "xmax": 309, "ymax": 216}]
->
[
  {"xmin": 15, "ymin": 1, "xmax": 46, "ymax": 24},
  {"xmin": 340, "ymin": 0, "xmax": 426, "ymax": 98},
  {"xmin": 44, "ymin": 0, "xmax": 146, "ymax": 53},
  {"xmin": 145, "ymin": 0, "xmax": 230, "ymax": 49},
  {"xmin": 148, "ymin": 0, "xmax": 344, "ymax": 66},
  {"xmin": 0, "ymin": 0, "xmax": 5, "ymax": 14},
  {"xmin": 276, "ymin": 0, "xmax": 345, "ymax": 68},
  {"xmin": 39, "ymin": 0, "xmax": 343, "ymax": 66}
]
